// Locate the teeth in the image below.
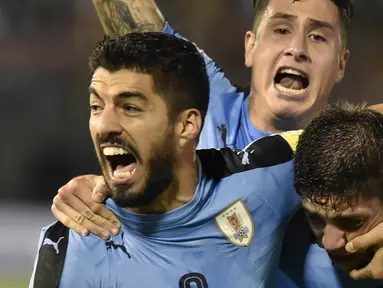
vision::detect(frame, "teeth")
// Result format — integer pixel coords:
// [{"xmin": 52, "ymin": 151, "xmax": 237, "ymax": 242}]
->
[
  {"xmin": 113, "ymin": 171, "xmax": 132, "ymax": 179},
  {"xmin": 103, "ymin": 147, "xmax": 129, "ymax": 156},
  {"xmin": 280, "ymin": 68, "xmax": 306, "ymax": 78},
  {"xmin": 275, "ymin": 83, "xmax": 307, "ymax": 95}
]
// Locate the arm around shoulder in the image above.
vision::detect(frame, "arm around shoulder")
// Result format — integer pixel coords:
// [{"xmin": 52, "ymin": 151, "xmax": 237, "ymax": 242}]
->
[{"xmin": 92, "ymin": 0, "xmax": 165, "ymax": 35}]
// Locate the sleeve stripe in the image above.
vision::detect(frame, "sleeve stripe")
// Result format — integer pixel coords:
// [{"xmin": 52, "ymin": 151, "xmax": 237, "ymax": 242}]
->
[
  {"xmin": 29, "ymin": 227, "xmax": 46, "ymax": 288},
  {"xmin": 31, "ymin": 222, "xmax": 69, "ymax": 288},
  {"xmin": 198, "ymin": 134, "xmax": 294, "ymax": 180}
]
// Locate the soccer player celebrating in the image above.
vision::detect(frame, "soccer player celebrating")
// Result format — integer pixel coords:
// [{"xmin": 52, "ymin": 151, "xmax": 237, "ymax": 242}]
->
[
  {"xmin": 30, "ymin": 32, "xmax": 300, "ymax": 288},
  {"xmin": 294, "ymin": 103, "xmax": 383, "ymax": 284},
  {"xmin": 49, "ymin": 0, "xmax": 383, "ymax": 286}
]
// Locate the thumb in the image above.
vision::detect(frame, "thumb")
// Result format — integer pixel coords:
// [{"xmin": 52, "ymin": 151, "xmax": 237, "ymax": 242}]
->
[
  {"xmin": 346, "ymin": 222, "xmax": 383, "ymax": 253},
  {"xmin": 92, "ymin": 176, "xmax": 110, "ymax": 203}
]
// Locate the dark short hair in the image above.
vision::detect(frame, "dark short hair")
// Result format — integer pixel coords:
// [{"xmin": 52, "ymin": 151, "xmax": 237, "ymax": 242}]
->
[
  {"xmin": 89, "ymin": 32, "xmax": 210, "ymax": 125},
  {"xmin": 252, "ymin": 0, "xmax": 354, "ymax": 48},
  {"xmin": 294, "ymin": 103, "xmax": 383, "ymax": 209}
]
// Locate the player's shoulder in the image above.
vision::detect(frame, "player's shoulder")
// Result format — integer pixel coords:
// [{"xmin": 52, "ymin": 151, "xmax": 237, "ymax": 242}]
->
[
  {"xmin": 197, "ymin": 130, "xmax": 302, "ymax": 181},
  {"xmin": 32, "ymin": 221, "xmax": 105, "ymax": 287},
  {"xmin": 32, "ymin": 221, "xmax": 69, "ymax": 288},
  {"xmin": 38, "ymin": 221, "xmax": 70, "ymax": 255},
  {"xmin": 38, "ymin": 221, "xmax": 101, "ymax": 249},
  {"xmin": 245, "ymin": 130, "xmax": 303, "ymax": 155}
]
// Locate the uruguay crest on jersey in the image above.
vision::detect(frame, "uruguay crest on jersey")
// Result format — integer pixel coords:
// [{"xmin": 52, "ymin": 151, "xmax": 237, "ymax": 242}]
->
[{"xmin": 215, "ymin": 199, "xmax": 254, "ymax": 246}]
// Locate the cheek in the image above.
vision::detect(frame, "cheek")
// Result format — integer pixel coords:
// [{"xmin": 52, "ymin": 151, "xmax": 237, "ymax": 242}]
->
[
  {"xmin": 253, "ymin": 39, "xmax": 279, "ymax": 64},
  {"xmin": 252, "ymin": 49, "xmax": 274, "ymax": 82},
  {"xmin": 312, "ymin": 51, "xmax": 340, "ymax": 79},
  {"xmin": 133, "ymin": 118, "xmax": 171, "ymax": 155},
  {"xmin": 89, "ymin": 121, "xmax": 99, "ymax": 146},
  {"xmin": 89, "ymin": 118, "xmax": 100, "ymax": 137},
  {"xmin": 251, "ymin": 38, "xmax": 285, "ymax": 84}
]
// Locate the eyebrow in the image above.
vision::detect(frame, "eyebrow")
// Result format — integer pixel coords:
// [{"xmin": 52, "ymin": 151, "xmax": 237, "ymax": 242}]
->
[
  {"xmin": 308, "ymin": 18, "xmax": 334, "ymax": 32},
  {"xmin": 270, "ymin": 12, "xmax": 334, "ymax": 32},
  {"xmin": 270, "ymin": 12, "xmax": 297, "ymax": 22},
  {"xmin": 304, "ymin": 208, "xmax": 367, "ymax": 220},
  {"xmin": 89, "ymin": 87, "xmax": 100, "ymax": 98},
  {"xmin": 88, "ymin": 87, "xmax": 147, "ymax": 101}
]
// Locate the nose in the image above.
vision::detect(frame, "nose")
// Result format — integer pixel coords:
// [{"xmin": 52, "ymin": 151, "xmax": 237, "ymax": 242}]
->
[
  {"xmin": 284, "ymin": 31, "xmax": 311, "ymax": 63},
  {"xmin": 322, "ymin": 225, "xmax": 346, "ymax": 252},
  {"xmin": 96, "ymin": 105, "xmax": 123, "ymax": 137}
]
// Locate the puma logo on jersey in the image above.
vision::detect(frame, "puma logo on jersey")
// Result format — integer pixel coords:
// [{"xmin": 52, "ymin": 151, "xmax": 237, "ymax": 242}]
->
[
  {"xmin": 105, "ymin": 232, "xmax": 131, "ymax": 258},
  {"xmin": 241, "ymin": 151, "xmax": 250, "ymax": 165},
  {"xmin": 43, "ymin": 237, "xmax": 64, "ymax": 254}
]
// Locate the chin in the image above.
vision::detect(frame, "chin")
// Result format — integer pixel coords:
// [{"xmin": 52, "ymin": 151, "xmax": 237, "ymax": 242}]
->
[
  {"xmin": 271, "ymin": 103, "xmax": 305, "ymax": 120},
  {"xmin": 272, "ymin": 100, "xmax": 319, "ymax": 126},
  {"xmin": 112, "ymin": 187, "xmax": 151, "ymax": 208}
]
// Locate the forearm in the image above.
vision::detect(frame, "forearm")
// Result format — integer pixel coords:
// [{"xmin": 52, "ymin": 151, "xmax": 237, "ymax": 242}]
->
[{"xmin": 92, "ymin": 0, "xmax": 165, "ymax": 36}]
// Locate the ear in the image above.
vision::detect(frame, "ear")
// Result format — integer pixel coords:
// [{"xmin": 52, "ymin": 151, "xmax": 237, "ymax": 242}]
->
[
  {"xmin": 176, "ymin": 109, "xmax": 202, "ymax": 149},
  {"xmin": 335, "ymin": 49, "xmax": 350, "ymax": 83},
  {"xmin": 244, "ymin": 31, "xmax": 256, "ymax": 68}
]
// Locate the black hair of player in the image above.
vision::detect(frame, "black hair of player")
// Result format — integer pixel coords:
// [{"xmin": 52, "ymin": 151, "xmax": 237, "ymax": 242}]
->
[
  {"xmin": 294, "ymin": 102, "xmax": 383, "ymax": 210},
  {"xmin": 89, "ymin": 32, "xmax": 210, "ymax": 127},
  {"xmin": 252, "ymin": 0, "xmax": 354, "ymax": 48}
]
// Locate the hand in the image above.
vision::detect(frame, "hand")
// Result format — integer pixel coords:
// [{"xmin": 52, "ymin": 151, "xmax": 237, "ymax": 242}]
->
[
  {"xmin": 51, "ymin": 175, "xmax": 121, "ymax": 240},
  {"xmin": 346, "ymin": 222, "xmax": 383, "ymax": 279},
  {"xmin": 369, "ymin": 103, "xmax": 383, "ymax": 114}
]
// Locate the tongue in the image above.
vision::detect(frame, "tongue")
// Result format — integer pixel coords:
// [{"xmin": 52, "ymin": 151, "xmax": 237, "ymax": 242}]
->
[
  {"xmin": 115, "ymin": 164, "xmax": 136, "ymax": 173},
  {"xmin": 113, "ymin": 163, "xmax": 136, "ymax": 179},
  {"xmin": 279, "ymin": 75, "xmax": 304, "ymax": 90}
]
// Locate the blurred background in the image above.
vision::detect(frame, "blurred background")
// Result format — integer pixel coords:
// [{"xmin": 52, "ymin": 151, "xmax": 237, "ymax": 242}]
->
[{"xmin": 0, "ymin": 0, "xmax": 382, "ymax": 286}]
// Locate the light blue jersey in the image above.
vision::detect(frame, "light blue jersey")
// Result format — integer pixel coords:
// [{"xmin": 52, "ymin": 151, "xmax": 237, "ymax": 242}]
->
[
  {"xmin": 31, "ymin": 135, "xmax": 300, "ymax": 287},
  {"xmin": 162, "ymin": 22, "xmax": 382, "ymax": 288}
]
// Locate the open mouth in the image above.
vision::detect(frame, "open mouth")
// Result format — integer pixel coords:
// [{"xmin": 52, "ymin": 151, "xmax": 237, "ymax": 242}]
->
[
  {"xmin": 103, "ymin": 146, "xmax": 137, "ymax": 181},
  {"xmin": 274, "ymin": 67, "xmax": 309, "ymax": 95}
]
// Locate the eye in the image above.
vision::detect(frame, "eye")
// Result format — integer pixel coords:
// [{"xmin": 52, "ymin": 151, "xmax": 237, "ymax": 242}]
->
[
  {"xmin": 123, "ymin": 105, "xmax": 140, "ymax": 113},
  {"xmin": 306, "ymin": 213, "xmax": 325, "ymax": 230},
  {"xmin": 274, "ymin": 28, "xmax": 291, "ymax": 35},
  {"xmin": 90, "ymin": 104, "xmax": 103, "ymax": 114},
  {"xmin": 336, "ymin": 218, "xmax": 364, "ymax": 232},
  {"xmin": 309, "ymin": 34, "xmax": 326, "ymax": 42}
]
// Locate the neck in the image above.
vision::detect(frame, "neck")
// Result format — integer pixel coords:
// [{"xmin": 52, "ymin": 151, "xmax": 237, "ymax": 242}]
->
[
  {"xmin": 128, "ymin": 151, "xmax": 199, "ymax": 214},
  {"xmin": 248, "ymin": 93, "xmax": 308, "ymax": 133}
]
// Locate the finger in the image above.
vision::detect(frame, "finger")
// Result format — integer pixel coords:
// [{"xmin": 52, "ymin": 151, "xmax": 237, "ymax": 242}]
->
[
  {"xmin": 346, "ymin": 222, "xmax": 383, "ymax": 253},
  {"xmin": 349, "ymin": 248, "xmax": 383, "ymax": 280},
  {"xmin": 53, "ymin": 195, "xmax": 111, "ymax": 240},
  {"xmin": 51, "ymin": 203, "xmax": 88, "ymax": 236},
  {"xmin": 59, "ymin": 187, "xmax": 119, "ymax": 234},
  {"xmin": 92, "ymin": 204, "xmax": 121, "ymax": 229},
  {"xmin": 369, "ymin": 104, "xmax": 383, "ymax": 114},
  {"xmin": 349, "ymin": 264, "xmax": 374, "ymax": 280},
  {"xmin": 73, "ymin": 196, "xmax": 121, "ymax": 232},
  {"xmin": 92, "ymin": 178, "xmax": 110, "ymax": 203},
  {"xmin": 57, "ymin": 193, "xmax": 119, "ymax": 235}
]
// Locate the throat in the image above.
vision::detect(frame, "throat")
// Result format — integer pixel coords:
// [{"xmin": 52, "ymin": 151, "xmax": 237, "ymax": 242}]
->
[{"xmin": 247, "ymin": 94, "xmax": 304, "ymax": 133}]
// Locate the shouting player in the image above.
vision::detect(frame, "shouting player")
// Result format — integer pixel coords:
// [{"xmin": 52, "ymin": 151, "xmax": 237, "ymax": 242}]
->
[
  {"xmin": 30, "ymin": 32, "xmax": 300, "ymax": 288},
  {"xmin": 50, "ymin": 0, "xmax": 383, "ymax": 286}
]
